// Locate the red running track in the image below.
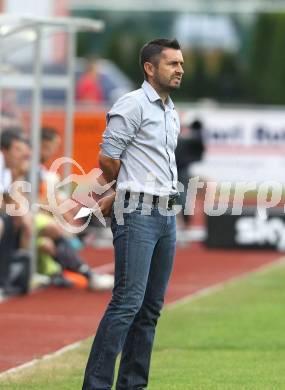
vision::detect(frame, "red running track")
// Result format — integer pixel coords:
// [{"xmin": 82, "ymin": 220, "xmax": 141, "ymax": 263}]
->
[{"xmin": 0, "ymin": 245, "xmax": 280, "ymax": 373}]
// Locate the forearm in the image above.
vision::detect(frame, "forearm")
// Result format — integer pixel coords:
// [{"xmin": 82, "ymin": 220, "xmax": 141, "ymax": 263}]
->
[
  {"xmin": 96, "ymin": 153, "xmax": 121, "ymax": 215},
  {"xmin": 98, "ymin": 152, "xmax": 121, "ymax": 188}
]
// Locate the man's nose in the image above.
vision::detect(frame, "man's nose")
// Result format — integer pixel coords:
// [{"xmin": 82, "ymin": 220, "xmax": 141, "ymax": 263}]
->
[{"xmin": 176, "ymin": 64, "xmax": 184, "ymax": 74}]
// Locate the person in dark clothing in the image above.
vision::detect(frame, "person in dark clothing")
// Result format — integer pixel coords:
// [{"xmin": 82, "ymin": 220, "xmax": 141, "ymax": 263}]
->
[
  {"xmin": 175, "ymin": 119, "xmax": 205, "ymax": 227},
  {"xmin": 0, "ymin": 213, "xmax": 15, "ymax": 294},
  {"xmin": 0, "ymin": 128, "xmax": 31, "ymax": 298}
]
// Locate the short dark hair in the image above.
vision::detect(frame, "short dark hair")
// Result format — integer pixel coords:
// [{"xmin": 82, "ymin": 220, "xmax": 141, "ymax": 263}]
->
[
  {"xmin": 41, "ymin": 127, "xmax": 59, "ymax": 142},
  {"xmin": 0, "ymin": 127, "xmax": 28, "ymax": 150},
  {"xmin": 140, "ymin": 38, "xmax": 181, "ymax": 79}
]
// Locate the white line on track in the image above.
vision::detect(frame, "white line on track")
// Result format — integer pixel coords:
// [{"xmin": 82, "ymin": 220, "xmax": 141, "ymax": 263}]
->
[{"xmin": 1, "ymin": 256, "xmax": 285, "ymax": 379}]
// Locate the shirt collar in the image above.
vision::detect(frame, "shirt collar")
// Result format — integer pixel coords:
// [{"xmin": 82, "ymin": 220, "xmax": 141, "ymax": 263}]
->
[{"xmin": 142, "ymin": 80, "xmax": 174, "ymax": 110}]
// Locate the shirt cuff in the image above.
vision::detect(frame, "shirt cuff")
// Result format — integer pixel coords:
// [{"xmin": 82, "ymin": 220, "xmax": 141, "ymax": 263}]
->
[{"xmin": 100, "ymin": 142, "xmax": 122, "ymax": 159}]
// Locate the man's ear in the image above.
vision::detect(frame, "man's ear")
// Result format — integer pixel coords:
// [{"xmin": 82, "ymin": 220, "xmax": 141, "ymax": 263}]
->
[
  {"xmin": 144, "ymin": 62, "xmax": 155, "ymax": 79},
  {"xmin": 1, "ymin": 149, "xmax": 8, "ymax": 158}
]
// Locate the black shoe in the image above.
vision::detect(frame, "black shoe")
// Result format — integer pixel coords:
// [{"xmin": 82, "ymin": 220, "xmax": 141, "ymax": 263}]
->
[{"xmin": 50, "ymin": 273, "xmax": 74, "ymax": 288}]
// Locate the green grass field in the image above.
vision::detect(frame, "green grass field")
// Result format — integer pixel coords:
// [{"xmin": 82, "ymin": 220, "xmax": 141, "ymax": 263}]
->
[{"xmin": 2, "ymin": 261, "xmax": 285, "ymax": 390}]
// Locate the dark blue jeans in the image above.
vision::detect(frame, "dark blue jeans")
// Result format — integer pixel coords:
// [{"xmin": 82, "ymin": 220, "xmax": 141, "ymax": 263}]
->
[{"xmin": 82, "ymin": 205, "xmax": 176, "ymax": 390}]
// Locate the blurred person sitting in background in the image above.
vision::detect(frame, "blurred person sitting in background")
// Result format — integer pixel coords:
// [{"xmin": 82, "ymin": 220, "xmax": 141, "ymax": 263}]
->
[
  {"xmin": 40, "ymin": 126, "xmax": 61, "ymax": 167},
  {"xmin": 76, "ymin": 58, "xmax": 105, "ymax": 104},
  {"xmin": 175, "ymin": 119, "xmax": 205, "ymax": 229},
  {"xmin": 35, "ymin": 127, "xmax": 113, "ymax": 291},
  {"xmin": 0, "ymin": 128, "xmax": 32, "ymax": 298},
  {"xmin": 38, "ymin": 126, "xmax": 82, "ymax": 230}
]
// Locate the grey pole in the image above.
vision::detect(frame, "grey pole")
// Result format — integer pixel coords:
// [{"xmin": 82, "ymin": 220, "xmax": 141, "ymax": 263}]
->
[
  {"xmin": 63, "ymin": 26, "xmax": 76, "ymax": 181},
  {"xmin": 29, "ymin": 25, "xmax": 43, "ymax": 277}
]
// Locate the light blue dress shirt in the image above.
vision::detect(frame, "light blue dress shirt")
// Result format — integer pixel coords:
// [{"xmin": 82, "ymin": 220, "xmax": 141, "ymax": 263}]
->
[{"xmin": 101, "ymin": 81, "xmax": 180, "ymax": 196}]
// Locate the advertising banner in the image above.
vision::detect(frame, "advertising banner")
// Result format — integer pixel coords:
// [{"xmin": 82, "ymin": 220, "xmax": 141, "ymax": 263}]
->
[
  {"xmin": 206, "ymin": 208, "xmax": 285, "ymax": 251},
  {"xmin": 180, "ymin": 106, "xmax": 285, "ymax": 184}
]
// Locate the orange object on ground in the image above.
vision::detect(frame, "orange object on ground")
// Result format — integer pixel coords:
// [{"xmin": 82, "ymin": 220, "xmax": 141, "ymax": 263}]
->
[{"xmin": 63, "ymin": 270, "xmax": 88, "ymax": 289}]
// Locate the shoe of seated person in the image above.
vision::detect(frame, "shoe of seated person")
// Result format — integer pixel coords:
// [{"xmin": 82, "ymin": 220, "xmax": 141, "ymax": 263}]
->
[
  {"xmin": 50, "ymin": 273, "xmax": 74, "ymax": 288},
  {"xmin": 88, "ymin": 272, "xmax": 114, "ymax": 291}
]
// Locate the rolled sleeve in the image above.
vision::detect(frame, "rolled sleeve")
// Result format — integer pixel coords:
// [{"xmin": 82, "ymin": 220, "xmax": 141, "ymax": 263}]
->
[{"xmin": 100, "ymin": 94, "xmax": 141, "ymax": 159}]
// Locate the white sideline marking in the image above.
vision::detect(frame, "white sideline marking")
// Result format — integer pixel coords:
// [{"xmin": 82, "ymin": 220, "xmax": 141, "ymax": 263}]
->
[
  {"xmin": 167, "ymin": 255, "xmax": 285, "ymax": 310},
  {"xmin": 1, "ymin": 256, "xmax": 285, "ymax": 379},
  {"xmin": 0, "ymin": 341, "xmax": 82, "ymax": 379}
]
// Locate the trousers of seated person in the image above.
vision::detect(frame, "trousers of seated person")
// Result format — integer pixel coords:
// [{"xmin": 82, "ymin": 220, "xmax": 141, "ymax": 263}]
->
[{"xmin": 0, "ymin": 213, "xmax": 15, "ymax": 289}]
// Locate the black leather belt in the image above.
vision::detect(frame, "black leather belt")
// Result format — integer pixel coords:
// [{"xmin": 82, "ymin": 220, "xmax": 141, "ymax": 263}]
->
[{"xmin": 124, "ymin": 191, "xmax": 178, "ymax": 210}]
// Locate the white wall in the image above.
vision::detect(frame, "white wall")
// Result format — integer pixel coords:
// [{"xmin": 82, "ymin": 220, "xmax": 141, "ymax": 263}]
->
[
  {"xmin": 5, "ymin": 0, "xmax": 53, "ymax": 17},
  {"xmin": 3, "ymin": 0, "xmax": 64, "ymax": 63}
]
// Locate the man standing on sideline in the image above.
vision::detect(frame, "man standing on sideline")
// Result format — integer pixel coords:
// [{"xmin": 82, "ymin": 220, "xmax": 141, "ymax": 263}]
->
[{"xmin": 82, "ymin": 38, "xmax": 184, "ymax": 390}]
